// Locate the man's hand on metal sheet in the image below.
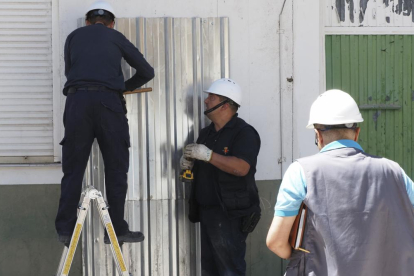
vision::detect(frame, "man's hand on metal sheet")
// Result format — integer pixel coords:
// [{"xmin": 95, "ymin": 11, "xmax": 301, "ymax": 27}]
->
[{"xmin": 184, "ymin": 143, "xmax": 213, "ymax": 162}]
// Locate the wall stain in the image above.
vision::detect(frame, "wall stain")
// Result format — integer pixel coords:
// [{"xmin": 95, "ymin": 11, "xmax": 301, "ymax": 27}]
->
[
  {"xmin": 336, "ymin": 0, "xmax": 414, "ymax": 23},
  {"xmin": 373, "ymin": 111, "xmax": 381, "ymax": 131},
  {"xmin": 411, "ymin": 90, "xmax": 414, "ymax": 101},
  {"xmin": 385, "ymin": 95, "xmax": 391, "ymax": 101}
]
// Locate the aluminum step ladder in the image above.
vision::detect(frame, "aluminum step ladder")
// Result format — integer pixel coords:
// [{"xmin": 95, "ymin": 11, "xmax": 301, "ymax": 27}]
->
[{"xmin": 55, "ymin": 185, "xmax": 131, "ymax": 276}]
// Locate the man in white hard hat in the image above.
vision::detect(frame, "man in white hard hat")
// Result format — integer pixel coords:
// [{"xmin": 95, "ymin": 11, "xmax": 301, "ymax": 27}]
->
[
  {"xmin": 266, "ymin": 90, "xmax": 414, "ymax": 275},
  {"xmin": 181, "ymin": 78, "xmax": 261, "ymax": 275},
  {"xmin": 55, "ymin": 1, "xmax": 154, "ymax": 247}
]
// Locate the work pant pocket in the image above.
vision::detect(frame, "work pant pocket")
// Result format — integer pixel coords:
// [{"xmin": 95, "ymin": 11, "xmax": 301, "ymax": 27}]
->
[
  {"xmin": 221, "ymin": 190, "xmax": 251, "ymax": 210},
  {"xmin": 118, "ymin": 137, "xmax": 130, "ymax": 173},
  {"xmin": 100, "ymin": 100, "xmax": 127, "ymax": 132},
  {"xmin": 60, "ymin": 136, "xmax": 74, "ymax": 174}
]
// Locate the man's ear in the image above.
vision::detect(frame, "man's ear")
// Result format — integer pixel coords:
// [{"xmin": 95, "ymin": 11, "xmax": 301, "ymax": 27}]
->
[
  {"xmin": 316, "ymin": 129, "xmax": 324, "ymax": 147},
  {"xmin": 222, "ymin": 102, "xmax": 229, "ymax": 110},
  {"xmin": 354, "ymin": 127, "xmax": 361, "ymax": 142},
  {"xmin": 85, "ymin": 20, "xmax": 91, "ymax": 26},
  {"xmin": 109, "ymin": 20, "xmax": 115, "ymax": 29}
]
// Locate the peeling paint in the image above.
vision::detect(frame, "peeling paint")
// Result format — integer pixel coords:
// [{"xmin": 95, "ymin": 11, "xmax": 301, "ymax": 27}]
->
[
  {"xmin": 368, "ymin": 96, "xmax": 372, "ymax": 101},
  {"xmin": 403, "ymin": 0, "xmax": 413, "ymax": 18},
  {"xmin": 385, "ymin": 95, "xmax": 391, "ymax": 101},
  {"xmin": 336, "ymin": 0, "xmax": 355, "ymax": 22},
  {"xmin": 337, "ymin": 0, "xmax": 346, "ymax": 22},
  {"xmin": 347, "ymin": 0, "xmax": 355, "ymax": 23},
  {"xmin": 336, "ymin": 0, "xmax": 414, "ymax": 23},
  {"xmin": 360, "ymin": 0, "xmax": 369, "ymax": 23},
  {"xmin": 394, "ymin": 0, "xmax": 403, "ymax": 14}
]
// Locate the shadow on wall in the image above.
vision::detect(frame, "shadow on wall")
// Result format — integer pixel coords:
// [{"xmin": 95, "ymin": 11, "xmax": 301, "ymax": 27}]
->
[
  {"xmin": 246, "ymin": 180, "xmax": 288, "ymax": 276},
  {"xmin": 0, "ymin": 185, "xmax": 82, "ymax": 276}
]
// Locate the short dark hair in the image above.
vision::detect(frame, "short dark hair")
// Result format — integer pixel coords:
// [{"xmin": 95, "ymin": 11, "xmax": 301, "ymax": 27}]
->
[
  {"xmin": 217, "ymin": 95, "xmax": 239, "ymax": 113},
  {"xmin": 314, "ymin": 123, "xmax": 358, "ymax": 143},
  {"xmin": 86, "ymin": 9, "xmax": 115, "ymax": 26}
]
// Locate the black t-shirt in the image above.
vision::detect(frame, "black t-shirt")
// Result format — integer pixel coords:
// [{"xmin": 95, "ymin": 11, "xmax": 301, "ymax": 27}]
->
[
  {"xmin": 194, "ymin": 115, "xmax": 261, "ymax": 206},
  {"xmin": 63, "ymin": 24, "xmax": 154, "ymax": 94}
]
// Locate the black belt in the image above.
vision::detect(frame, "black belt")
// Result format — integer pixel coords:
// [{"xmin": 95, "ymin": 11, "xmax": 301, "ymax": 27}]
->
[{"xmin": 68, "ymin": 86, "xmax": 120, "ymax": 94}]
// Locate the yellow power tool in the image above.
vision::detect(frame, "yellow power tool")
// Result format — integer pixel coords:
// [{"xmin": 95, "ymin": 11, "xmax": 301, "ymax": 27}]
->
[{"xmin": 179, "ymin": 169, "xmax": 194, "ymax": 183}]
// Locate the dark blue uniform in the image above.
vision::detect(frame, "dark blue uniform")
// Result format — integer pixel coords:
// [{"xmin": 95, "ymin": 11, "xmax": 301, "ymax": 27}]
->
[
  {"xmin": 55, "ymin": 23, "xmax": 154, "ymax": 237},
  {"xmin": 189, "ymin": 114, "xmax": 261, "ymax": 276}
]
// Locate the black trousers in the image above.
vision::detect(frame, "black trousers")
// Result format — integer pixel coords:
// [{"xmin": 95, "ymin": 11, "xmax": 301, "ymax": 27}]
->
[
  {"xmin": 55, "ymin": 90, "xmax": 130, "ymax": 236},
  {"xmin": 199, "ymin": 206, "xmax": 249, "ymax": 276}
]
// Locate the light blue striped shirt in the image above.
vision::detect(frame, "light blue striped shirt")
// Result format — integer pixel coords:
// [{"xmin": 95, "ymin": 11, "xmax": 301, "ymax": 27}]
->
[{"xmin": 275, "ymin": 139, "xmax": 414, "ymax": 216}]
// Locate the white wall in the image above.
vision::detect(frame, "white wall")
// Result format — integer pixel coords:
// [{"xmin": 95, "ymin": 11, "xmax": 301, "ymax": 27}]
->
[
  {"xmin": 292, "ymin": 0, "xmax": 322, "ymax": 160},
  {"xmin": 57, "ymin": 0, "xmax": 322, "ymax": 180}
]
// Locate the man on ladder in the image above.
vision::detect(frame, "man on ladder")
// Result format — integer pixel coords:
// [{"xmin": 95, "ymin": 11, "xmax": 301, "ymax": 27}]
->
[{"xmin": 55, "ymin": 0, "xmax": 154, "ymax": 247}]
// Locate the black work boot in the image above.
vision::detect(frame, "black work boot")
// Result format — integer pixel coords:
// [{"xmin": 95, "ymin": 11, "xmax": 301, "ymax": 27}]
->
[
  {"xmin": 58, "ymin": 235, "xmax": 71, "ymax": 247},
  {"xmin": 104, "ymin": 230, "xmax": 145, "ymax": 245}
]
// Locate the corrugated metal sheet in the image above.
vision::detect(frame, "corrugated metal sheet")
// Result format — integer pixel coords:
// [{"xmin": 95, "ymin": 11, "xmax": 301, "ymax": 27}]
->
[
  {"xmin": 80, "ymin": 17, "xmax": 229, "ymax": 276},
  {"xmin": 0, "ymin": 0, "xmax": 53, "ymax": 163},
  {"xmin": 325, "ymin": 0, "xmax": 414, "ymax": 27},
  {"xmin": 326, "ymin": 35, "xmax": 414, "ymax": 179}
]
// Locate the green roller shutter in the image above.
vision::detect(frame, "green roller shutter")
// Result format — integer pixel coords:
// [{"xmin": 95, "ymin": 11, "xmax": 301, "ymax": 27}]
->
[{"xmin": 326, "ymin": 35, "xmax": 414, "ymax": 178}]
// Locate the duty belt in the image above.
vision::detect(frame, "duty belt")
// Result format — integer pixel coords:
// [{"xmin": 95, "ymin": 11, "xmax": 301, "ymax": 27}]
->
[{"xmin": 68, "ymin": 86, "xmax": 120, "ymax": 94}]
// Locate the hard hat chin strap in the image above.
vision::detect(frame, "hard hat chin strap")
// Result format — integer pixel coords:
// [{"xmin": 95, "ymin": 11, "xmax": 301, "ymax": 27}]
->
[{"xmin": 204, "ymin": 99, "xmax": 229, "ymax": 115}]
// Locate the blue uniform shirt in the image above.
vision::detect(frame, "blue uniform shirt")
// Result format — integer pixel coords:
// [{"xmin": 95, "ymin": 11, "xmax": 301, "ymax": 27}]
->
[
  {"xmin": 64, "ymin": 24, "xmax": 154, "ymax": 94},
  {"xmin": 275, "ymin": 139, "xmax": 414, "ymax": 216}
]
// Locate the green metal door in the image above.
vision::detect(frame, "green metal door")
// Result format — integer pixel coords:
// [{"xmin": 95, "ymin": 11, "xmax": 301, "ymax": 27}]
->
[{"xmin": 326, "ymin": 35, "xmax": 414, "ymax": 178}]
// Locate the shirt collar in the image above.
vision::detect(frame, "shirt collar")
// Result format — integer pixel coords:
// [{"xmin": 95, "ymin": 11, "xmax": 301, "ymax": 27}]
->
[
  {"xmin": 225, "ymin": 113, "xmax": 239, "ymax": 128},
  {"xmin": 207, "ymin": 113, "xmax": 239, "ymax": 131},
  {"xmin": 320, "ymin": 139, "xmax": 364, "ymax": 153}
]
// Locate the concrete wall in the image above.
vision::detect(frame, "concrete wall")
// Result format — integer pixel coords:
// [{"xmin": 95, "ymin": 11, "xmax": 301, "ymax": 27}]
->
[
  {"xmin": 246, "ymin": 180, "xmax": 286, "ymax": 276},
  {"xmin": 293, "ymin": 0, "xmax": 322, "ymax": 159},
  {"xmin": 0, "ymin": 181, "xmax": 283, "ymax": 276},
  {"xmin": 0, "ymin": 184, "xmax": 81, "ymax": 276}
]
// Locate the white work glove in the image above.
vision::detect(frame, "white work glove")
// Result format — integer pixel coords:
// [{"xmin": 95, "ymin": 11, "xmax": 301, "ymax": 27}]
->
[
  {"xmin": 180, "ymin": 155, "xmax": 194, "ymax": 170},
  {"xmin": 184, "ymin": 143, "xmax": 213, "ymax": 162}
]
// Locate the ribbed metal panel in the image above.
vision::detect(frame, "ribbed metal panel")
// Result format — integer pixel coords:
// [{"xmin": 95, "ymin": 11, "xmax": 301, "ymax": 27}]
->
[
  {"xmin": 80, "ymin": 17, "xmax": 229, "ymax": 276},
  {"xmin": 326, "ymin": 35, "xmax": 414, "ymax": 179},
  {"xmin": 325, "ymin": 0, "xmax": 414, "ymax": 27},
  {"xmin": 0, "ymin": 0, "xmax": 53, "ymax": 163}
]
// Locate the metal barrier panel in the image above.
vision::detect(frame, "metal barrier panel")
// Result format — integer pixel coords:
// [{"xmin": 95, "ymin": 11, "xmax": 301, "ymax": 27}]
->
[{"xmin": 79, "ymin": 17, "xmax": 229, "ymax": 276}]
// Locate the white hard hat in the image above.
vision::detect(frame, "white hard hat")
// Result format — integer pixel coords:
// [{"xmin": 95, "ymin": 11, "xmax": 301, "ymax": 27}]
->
[
  {"xmin": 86, "ymin": 1, "xmax": 115, "ymax": 17},
  {"xmin": 204, "ymin": 78, "xmax": 242, "ymax": 106},
  {"xmin": 306, "ymin": 89, "xmax": 363, "ymax": 129}
]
